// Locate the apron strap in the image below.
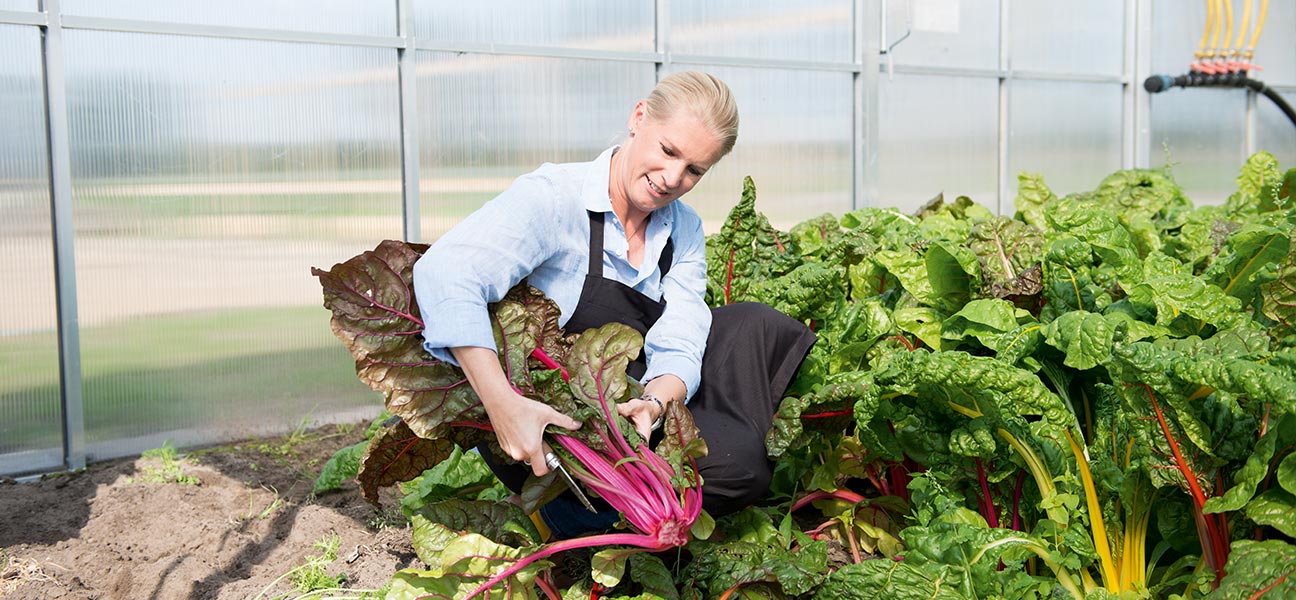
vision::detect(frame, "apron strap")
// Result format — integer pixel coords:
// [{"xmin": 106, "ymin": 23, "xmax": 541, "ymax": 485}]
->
[{"xmin": 587, "ymin": 211, "xmax": 675, "ymax": 280}]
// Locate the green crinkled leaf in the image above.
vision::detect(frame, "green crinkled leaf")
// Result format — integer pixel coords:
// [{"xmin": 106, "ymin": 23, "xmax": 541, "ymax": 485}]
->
[
  {"xmin": 790, "ymin": 213, "xmax": 844, "ymax": 259},
  {"xmin": 1043, "ymin": 311, "xmax": 1114, "ymax": 371},
  {"xmin": 1202, "ymin": 429, "xmax": 1277, "ymax": 514},
  {"xmin": 386, "ymin": 567, "xmax": 538, "ymax": 600},
  {"xmin": 628, "ymin": 553, "xmax": 681, "ymax": 599},
  {"xmin": 747, "ymin": 262, "xmax": 846, "ymax": 323},
  {"xmin": 1125, "ymin": 273, "xmax": 1245, "ymax": 336},
  {"xmin": 949, "ymin": 418, "xmax": 996, "ymax": 458},
  {"xmin": 439, "ymin": 532, "xmax": 550, "ymax": 595},
  {"xmin": 1226, "ymin": 151, "xmax": 1287, "ymax": 216},
  {"xmin": 399, "ymin": 445, "xmax": 509, "ymax": 514},
  {"xmin": 1204, "ymin": 224, "xmax": 1290, "ymax": 303},
  {"xmin": 875, "ymin": 250, "xmax": 932, "ymax": 304},
  {"xmin": 1014, "ymin": 172, "xmax": 1056, "ymax": 231},
  {"xmin": 1045, "ymin": 199, "xmax": 1142, "ymax": 282},
  {"xmin": 811, "ymin": 559, "xmax": 971, "ymax": 600},
  {"xmin": 409, "ymin": 500, "xmax": 539, "ymax": 565},
  {"xmin": 1106, "ymin": 343, "xmax": 1220, "ymax": 491},
  {"xmin": 1280, "ymin": 452, "xmax": 1296, "ymax": 496},
  {"xmin": 1204, "ymin": 539, "xmax": 1296, "ymax": 600},
  {"xmin": 705, "ymin": 176, "xmax": 802, "ymax": 307},
  {"xmin": 1246, "ymin": 488, "xmax": 1296, "ymax": 538},
  {"xmin": 893, "ymin": 307, "xmax": 946, "ymax": 352},
  {"xmin": 687, "ymin": 538, "xmax": 829, "ymax": 597},
  {"xmin": 925, "ymin": 241, "xmax": 982, "ymax": 315},
  {"xmin": 1261, "ymin": 232, "xmax": 1296, "ymax": 342},
  {"xmin": 941, "ymin": 298, "xmax": 1020, "ymax": 348},
  {"xmin": 991, "ymin": 322, "xmax": 1045, "ymax": 367},
  {"xmin": 313, "ymin": 439, "xmax": 367, "ymax": 494}
]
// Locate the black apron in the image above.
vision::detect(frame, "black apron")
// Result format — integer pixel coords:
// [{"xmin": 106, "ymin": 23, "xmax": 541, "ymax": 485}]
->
[{"xmin": 488, "ymin": 210, "xmax": 817, "ymax": 518}]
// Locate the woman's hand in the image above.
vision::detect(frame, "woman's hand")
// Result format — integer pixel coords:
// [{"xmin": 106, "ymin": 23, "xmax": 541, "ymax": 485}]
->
[
  {"xmin": 617, "ymin": 375, "xmax": 687, "ymax": 442},
  {"xmin": 480, "ymin": 387, "xmax": 581, "ymax": 476},
  {"xmin": 617, "ymin": 396, "xmax": 663, "ymax": 441},
  {"xmin": 452, "ymin": 346, "xmax": 581, "ymax": 477}
]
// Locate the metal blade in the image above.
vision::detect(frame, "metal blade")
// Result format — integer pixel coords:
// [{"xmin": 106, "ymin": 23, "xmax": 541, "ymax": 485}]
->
[{"xmin": 547, "ymin": 453, "xmax": 598, "ymax": 513}]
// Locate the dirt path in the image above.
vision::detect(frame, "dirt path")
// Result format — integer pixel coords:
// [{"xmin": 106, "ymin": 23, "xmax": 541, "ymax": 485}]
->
[{"xmin": 0, "ymin": 424, "xmax": 414, "ymax": 600}]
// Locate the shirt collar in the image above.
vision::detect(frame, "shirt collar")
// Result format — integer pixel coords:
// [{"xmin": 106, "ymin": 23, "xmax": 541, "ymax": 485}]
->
[{"xmin": 581, "ymin": 146, "xmax": 618, "ymax": 214}]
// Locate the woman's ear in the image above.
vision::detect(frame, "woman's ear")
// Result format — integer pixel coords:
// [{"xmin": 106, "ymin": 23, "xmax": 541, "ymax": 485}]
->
[{"xmin": 627, "ymin": 100, "xmax": 647, "ymax": 134}]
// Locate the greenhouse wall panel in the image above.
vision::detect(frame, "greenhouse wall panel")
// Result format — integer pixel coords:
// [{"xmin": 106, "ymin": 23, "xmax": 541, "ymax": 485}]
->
[
  {"xmin": 878, "ymin": 73, "xmax": 999, "ymax": 214},
  {"xmin": 662, "ymin": 64, "xmax": 854, "ymax": 231},
  {"xmin": 415, "ymin": 52, "xmax": 652, "ymax": 242},
  {"xmin": 414, "ymin": 1, "xmax": 653, "ymax": 52},
  {"xmin": 62, "ymin": 30, "xmax": 398, "ymax": 459},
  {"xmin": 1149, "ymin": 90, "xmax": 1249, "ymax": 205},
  {"xmin": 1006, "ymin": 80, "xmax": 1123, "ymax": 214},
  {"xmin": 60, "ymin": 0, "xmax": 395, "ymax": 36},
  {"xmin": 1010, "ymin": 0, "xmax": 1124, "ymax": 76},
  {"xmin": 1257, "ymin": 91, "xmax": 1296, "ymax": 161},
  {"xmin": 670, "ymin": 0, "xmax": 853, "ymax": 63},
  {"xmin": 884, "ymin": 0, "xmax": 998, "ymax": 71},
  {"xmin": 0, "ymin": 24, "xmax": 63, "ymax": 475}
]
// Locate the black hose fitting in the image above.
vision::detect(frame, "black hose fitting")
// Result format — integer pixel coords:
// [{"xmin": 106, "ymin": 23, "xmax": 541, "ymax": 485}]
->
[{"xmin": 1144, "ymin": 71, "xmax": 1296, "ymax": 131}]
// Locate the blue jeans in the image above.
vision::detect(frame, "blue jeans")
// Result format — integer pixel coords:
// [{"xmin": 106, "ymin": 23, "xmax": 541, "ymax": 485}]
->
[{"xmin": 538, "ymin": 494, "xmax": 620, "ymax": 540}]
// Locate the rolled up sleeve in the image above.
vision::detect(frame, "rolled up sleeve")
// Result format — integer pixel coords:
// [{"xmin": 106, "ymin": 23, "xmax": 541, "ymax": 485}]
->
[
  {"xmin": 642, "ymin": 212, "xmax": 711, "ymax": 401},
  {"xmin": 413, "ymin": 174, "xmax": 555, "ymax": 364}
]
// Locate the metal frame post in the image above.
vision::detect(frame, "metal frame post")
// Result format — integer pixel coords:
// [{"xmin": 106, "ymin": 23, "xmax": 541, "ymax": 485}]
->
[
  {"xmin": 40, "ymin": 0, "xmax": 86, "ymax": 471},
  {"xmin": 854, "ymin": 0, "xmax": 881, "ymax": 210},
  {"xmin": 397, "ymin": 0, "xmax": 421, "ymax": 242}
]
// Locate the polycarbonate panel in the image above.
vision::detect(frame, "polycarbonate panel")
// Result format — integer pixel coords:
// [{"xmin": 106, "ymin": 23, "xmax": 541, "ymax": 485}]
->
[
  {"xmin": 879, "ymin": 74, "xmax": 999, "ymax": 214},
  {"xmin": 671, "ymin": 0, "xmax": 853, "ymax": 63},
  {"xmin": 662, "ymin": 64, "xmax": 853, "ymax": 231},
  {"xmin": 1256, "ymin": 90, "xmax": 1296, "ymax": 165},
  {"xmin": 416, "ymin": 51, "xmax": 653, "ymax": 241},
  {"xmin": 1253, "ymin": 1, "xmax": 1295, "ymax": 85},
  {"xmin": 1006, "ymin": 81, "xmax": 1123, "ymax": 215},
  {"xmin": 0, "ymin": 0, "xmax": 35, "ymax": 11},
  {"xmin": 885, "ymin": 0, "xmax": 999, "ymax": 71},
  {"xmin": 61, "ymin": 0, "xmax": 394, "ymax": 37},
  {"xmin": 1011, "ymin": 0, "xmax": 1123, "ymax": 76},
  {"xmin": 63, "ymin": 30, "xmax": 399, "ymax": 456},
  {"xmin": 414, "ymin": 1, "xmax": 652, "ymax": 52},
  {"xmin": 0, "ymin": 25, "xmax": 63, "ymax": 475},
  {"xmin": 1148, "ymin": 90, "xmax": 1247, "ymax": 206}
]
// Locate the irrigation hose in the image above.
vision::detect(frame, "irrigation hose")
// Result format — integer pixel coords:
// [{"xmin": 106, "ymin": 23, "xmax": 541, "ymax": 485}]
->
[{"xmin": 1144, "ymin": 72, "xmax": 1296, "ymax": 131}]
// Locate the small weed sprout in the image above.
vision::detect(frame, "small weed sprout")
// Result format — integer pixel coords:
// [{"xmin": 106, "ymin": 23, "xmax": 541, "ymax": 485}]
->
[
  {"xmin": 290, "ymin": 532, "xmax": 344, "ymax": 593},
  {"xmin": 130, "ymin": 440, "xmax": 199, "ymax": 485}
]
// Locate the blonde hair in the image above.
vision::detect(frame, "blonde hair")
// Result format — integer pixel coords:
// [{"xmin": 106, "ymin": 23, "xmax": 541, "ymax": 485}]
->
[{"xmin": 643, "ymin": 71, "xmax": 739, "ymax": 158}]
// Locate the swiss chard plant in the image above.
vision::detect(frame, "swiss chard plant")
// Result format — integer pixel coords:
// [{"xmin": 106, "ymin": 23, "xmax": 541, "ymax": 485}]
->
[{"xmin": 316, "ymin": 151, "xmax": 1296, "ymax": 599}]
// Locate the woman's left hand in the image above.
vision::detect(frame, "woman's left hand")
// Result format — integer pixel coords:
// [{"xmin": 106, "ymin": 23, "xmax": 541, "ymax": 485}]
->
[
  {"xmin": 617, "ymin": 375, "xmax": 686, "ymax": 441},
  {"xmin": 617, "ymin": 397, "xmax": 663, "ymax": 441}
]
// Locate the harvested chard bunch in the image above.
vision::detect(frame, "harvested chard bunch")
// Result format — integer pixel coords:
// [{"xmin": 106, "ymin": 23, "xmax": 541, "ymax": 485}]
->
[{"xmin": 312, "ymin": 240, "xmax": 709, "ymax": 597}]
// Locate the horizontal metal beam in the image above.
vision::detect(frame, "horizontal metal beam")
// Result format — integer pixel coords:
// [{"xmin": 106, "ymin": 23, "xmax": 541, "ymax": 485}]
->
[
  {"xmin": 884, "ymin": 62, "xmax": 1125, "ymax": 85},
  {"xmin": 414, "ymin": 39, "xmax": 659, "ymax": 63},
  {"xmin": 59, "ymin": 15, "xmax": 407, "ymax": 49},
  {"xmin": 0, "ymin": 9, "xmax": 46, "ymax": 26},
  {"xmin": 668, "ymin": 52, "xmax": 861, "ymax": 73}
]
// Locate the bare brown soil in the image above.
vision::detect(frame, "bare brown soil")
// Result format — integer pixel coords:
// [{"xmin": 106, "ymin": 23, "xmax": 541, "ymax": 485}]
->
[{"xmin": 0, "ymin": 424, "xmax": 414, "ymax": 600}]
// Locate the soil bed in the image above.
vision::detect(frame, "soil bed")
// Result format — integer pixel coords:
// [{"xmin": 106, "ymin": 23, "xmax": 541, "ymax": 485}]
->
[{"xmin": 0, "ymin": 422, "xmax": 411, "ymax": 600}]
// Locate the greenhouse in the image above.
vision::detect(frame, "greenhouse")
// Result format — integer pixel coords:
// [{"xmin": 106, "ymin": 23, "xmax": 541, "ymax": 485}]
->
[{"xmin": 1, "ymin": 1, "xmax": 1295, "ymax": 599}]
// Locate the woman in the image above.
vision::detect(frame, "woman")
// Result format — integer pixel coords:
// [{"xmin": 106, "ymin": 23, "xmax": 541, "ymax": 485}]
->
[{"xmin": 413, "ymin": 71, "xmax": 815, "ymax": 539}]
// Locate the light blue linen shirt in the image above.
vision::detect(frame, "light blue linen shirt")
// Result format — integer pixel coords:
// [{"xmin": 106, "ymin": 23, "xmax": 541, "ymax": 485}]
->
[{"xmin": 412, "ymin": 147, "xmax": 712, "ymax": 401}]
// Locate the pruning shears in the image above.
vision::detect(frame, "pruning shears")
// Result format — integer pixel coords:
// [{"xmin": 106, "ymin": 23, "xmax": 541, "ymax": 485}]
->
[{"xmin": 545, "ymin": 451, "xmax": 598, "ymax": 513}]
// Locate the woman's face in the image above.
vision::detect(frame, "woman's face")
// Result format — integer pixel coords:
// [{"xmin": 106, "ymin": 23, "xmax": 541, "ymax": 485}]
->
[{"xmin": 613, "ymin": 101, "xmax": 725, "ymax": 218}]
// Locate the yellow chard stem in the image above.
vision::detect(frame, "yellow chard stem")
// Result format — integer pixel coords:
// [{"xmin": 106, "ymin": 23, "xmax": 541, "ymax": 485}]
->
[{"xmin": 1066, "ymin": 429, "xmax": 1120, "ymax": 592}]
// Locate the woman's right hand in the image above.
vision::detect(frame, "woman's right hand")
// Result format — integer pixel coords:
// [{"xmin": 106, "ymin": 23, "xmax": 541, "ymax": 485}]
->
[
  {"xmin": 452, "ymin": 346, "xmax": 581, "ymax": 477},
  {"xmin": 478, "ymin": 386, "xmax": 582, "ymax": 477}
]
